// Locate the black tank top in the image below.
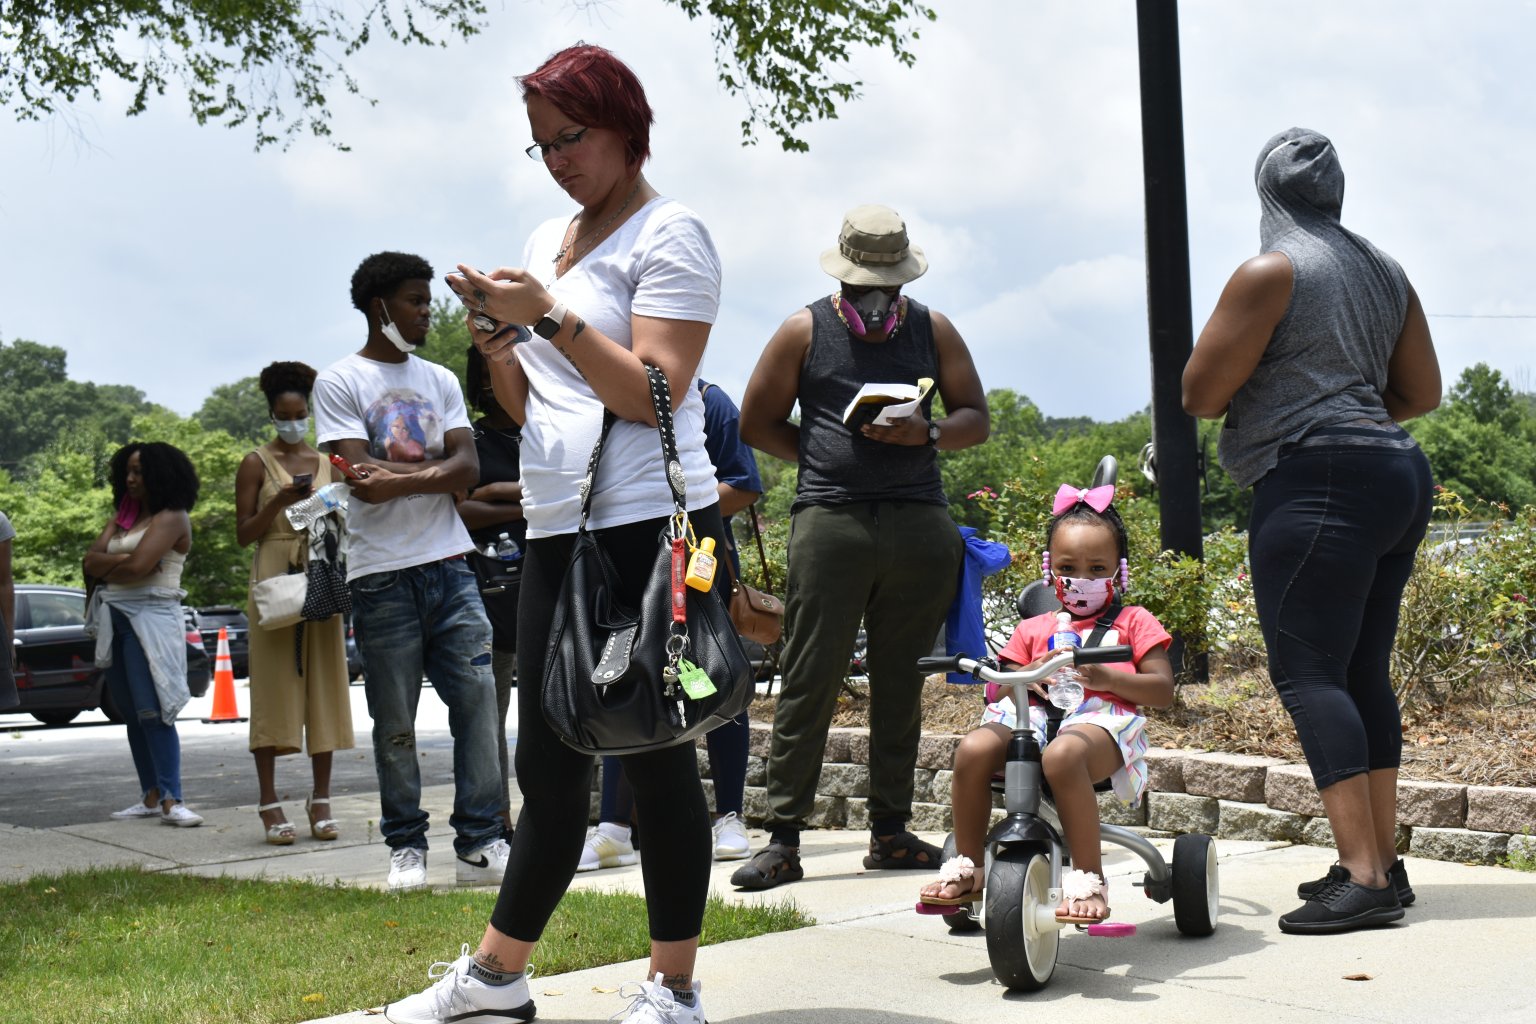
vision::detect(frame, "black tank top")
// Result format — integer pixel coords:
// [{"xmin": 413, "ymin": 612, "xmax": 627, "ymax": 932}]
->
[{"xmin": 792, "ymin": 295, "xmax": 947, "ymax": 512}]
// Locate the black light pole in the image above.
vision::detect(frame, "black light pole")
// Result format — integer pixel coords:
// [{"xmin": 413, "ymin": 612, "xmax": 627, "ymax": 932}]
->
[{"xmin": 1135, "ymin": 0, "xmax": 1207, "ymax": 683}]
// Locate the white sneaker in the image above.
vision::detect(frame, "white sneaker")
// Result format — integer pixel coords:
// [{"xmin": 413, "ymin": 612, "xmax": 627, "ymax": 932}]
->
[
  {"xmin": 389, "ymin": 847, "xmax": 429, "ymax": 892},
  {"xmin": 383, "ymin": 944, "xmax": 536, "ymax": 1024},
  {"xmin": 456, "ymin": 838, "xmax": 510, "ymax": 887},
  {"xmin": 577, "ymin": 825, "xmax": 637, "ymax": 872},
  {"xmin": 613, "ymin": 973, "xmax": 706, "ymax": 1024},
  {"xmin": 711, "ymin": 812, "xmax": 751, "ymax": 861},
  {"xmin": 111, "ymin": 801, "xmax": 160, "ymax": 820},
  {"xmin": 160, "ymin": 803, "xmax": 204, "ymax": 827}
]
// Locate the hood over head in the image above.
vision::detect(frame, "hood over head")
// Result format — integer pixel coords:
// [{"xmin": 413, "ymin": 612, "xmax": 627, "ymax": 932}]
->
[{"xmin": 1255, "ymin": 127, "xmax": 1346, "ymax": 251}]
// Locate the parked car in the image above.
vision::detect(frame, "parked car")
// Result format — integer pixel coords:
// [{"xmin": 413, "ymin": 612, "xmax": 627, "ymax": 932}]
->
[
  {"xmin": 190, "ymin": 605, "xmax": 249, "ymax": 678},
  {"xmin": 11, "ymin": 584, "xmax": 210, "ymax": 725}
]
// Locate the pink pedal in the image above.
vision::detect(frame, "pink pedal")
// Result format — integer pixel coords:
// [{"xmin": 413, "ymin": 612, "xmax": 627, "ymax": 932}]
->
[
  {"xmin": 1086, "ymin": 921, "xmax": 1136, "ymax": 937},
  {"xmin": 915, "ymin": 901, "xmax": 963, "ymax": 916}
]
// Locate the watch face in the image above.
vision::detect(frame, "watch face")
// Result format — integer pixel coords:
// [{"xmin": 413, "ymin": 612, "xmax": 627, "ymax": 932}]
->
[{"xmin": 533, "ymin": 317, "xmax": 559, "ymax": 340}]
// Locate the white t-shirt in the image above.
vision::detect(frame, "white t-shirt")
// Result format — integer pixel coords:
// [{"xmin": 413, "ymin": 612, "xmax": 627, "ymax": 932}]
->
[
  {"xmin": 313, "ymin": 352, "xmax": 475, "ymax": 579},
  {"xmin": 517, "ymin": 196, "xmax": 723, "ymax": 537}
]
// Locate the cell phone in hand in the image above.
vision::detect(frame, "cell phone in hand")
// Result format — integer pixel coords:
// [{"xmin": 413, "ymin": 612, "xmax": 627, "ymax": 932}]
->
[
  {"xmin": 292, "ymin": 472, "xmax": 313, "ymax": 488},
  {"xmin": 329, "ymin": 453, "xmax": 366, "ymax": 480}
]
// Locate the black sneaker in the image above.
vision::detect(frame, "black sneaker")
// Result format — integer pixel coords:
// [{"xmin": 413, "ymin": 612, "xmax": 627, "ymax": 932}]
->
[
  {"xmin": 1279, "ymin": 865, "xmax": 1404, "ymax": 935},
  {"xmin": 1297, "ymin": 858, "xmax": 1415, "ymax": 906}
]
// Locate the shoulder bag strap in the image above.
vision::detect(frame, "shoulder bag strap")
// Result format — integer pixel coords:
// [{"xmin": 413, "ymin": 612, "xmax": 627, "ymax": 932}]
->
[
  {"xmin": 645, "ymin": 364, "xmax": 687, "ymax": 514},
  {"xmin": 748, "ymin": 502, "xmax": 773, "ymax": 593}
]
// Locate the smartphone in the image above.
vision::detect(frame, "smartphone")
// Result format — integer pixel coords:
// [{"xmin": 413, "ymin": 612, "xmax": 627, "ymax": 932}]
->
[
  {"xmin": 292, "ymin": 472, "xmax": 314, "ymax": 488},
  {"xmin": 329, "ymin": 453, "xmax": 365, "ymax": 480}
]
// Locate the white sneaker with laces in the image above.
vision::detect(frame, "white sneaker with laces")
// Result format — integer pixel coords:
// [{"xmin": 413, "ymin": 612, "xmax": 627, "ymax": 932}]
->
[
  {"xmin": 711, "ymin": 812, "xmax": 750, "ymax": 861},
  {"xmin": 613, "ymin": 973, "xmax": 705, "ymax": 1024},
  {"xmin": 577, "ymin": 825, "xmax": 637, "ymax": 872},
  {"xmin": 160, "ymin": 803, "xmax": 204, "ymax": 827},
  {"xmin": 456, "ymin": 837, "xmax": 511, "ymax": 887},
  {"xmin": 111, "ymin": 801, "xmax": 160, "ymax": 820},
  {"xmin": 383, "ymin": 944, "xmax": 536, "ymax": 1024},
  {"xmin": 389, "ymin": 847, "xmax": 429, "ymax": 892}
]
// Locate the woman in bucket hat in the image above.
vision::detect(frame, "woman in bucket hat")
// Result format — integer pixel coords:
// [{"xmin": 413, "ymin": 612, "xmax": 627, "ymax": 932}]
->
[{"xmin": 734, "ymin": 204, "xmax": 989, "ymax": 889}]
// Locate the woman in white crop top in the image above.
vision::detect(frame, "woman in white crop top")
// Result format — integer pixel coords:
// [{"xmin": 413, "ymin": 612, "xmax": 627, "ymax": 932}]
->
[{"xmin": 84, "ymin": 442, "xmax": 204, "ymax": 828}]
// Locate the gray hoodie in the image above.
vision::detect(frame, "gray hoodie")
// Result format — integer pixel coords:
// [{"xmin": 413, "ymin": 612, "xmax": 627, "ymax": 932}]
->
[{"xmin": 1218, "ymin": 128, "xmax": 1409, "ymax": 488}]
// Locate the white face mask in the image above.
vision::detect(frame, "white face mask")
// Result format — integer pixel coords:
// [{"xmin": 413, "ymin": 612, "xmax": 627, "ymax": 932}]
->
[
  {"xmin": 1053, "ymin": 575, "xmax": 1116, "ymax": 617},
  {"xmin": 378, "ymin": 301, "xmax": 417, "ymax": 352},
  {"xmin": 272, "ymin": 417, "xmax": 308, "ymax": 443}
]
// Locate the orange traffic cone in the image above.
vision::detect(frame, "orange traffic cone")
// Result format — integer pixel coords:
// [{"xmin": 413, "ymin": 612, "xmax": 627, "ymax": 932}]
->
[{"xmin": 202, "ymin": 625, "xmax": 247, "ymax": 723}]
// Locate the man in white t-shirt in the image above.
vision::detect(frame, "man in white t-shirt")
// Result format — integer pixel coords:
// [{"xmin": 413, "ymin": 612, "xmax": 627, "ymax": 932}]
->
[{"xmin": 313, "ymin": 251, "xmax": 508, "ymax": 893}]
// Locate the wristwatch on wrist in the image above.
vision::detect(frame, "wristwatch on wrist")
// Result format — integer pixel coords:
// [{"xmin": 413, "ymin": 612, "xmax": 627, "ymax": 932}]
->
[
  {"xmin": 532, "ymin": 300, "xmax": 568, "ymax": 340},
  {"xmin": 926, "ymin": 420, "xmax": 942, "ymax": 446}
]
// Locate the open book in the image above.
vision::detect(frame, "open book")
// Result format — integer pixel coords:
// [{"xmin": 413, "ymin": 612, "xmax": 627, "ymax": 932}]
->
[{"xmin": 841, "ymin": 378, "xmax": 935, "ymax": 428}]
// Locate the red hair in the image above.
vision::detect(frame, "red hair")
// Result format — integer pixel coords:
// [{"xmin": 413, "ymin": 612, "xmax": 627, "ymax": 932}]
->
[{"xmin": 519, "ymin": 44, "xmax": 653, "ymax": 169}]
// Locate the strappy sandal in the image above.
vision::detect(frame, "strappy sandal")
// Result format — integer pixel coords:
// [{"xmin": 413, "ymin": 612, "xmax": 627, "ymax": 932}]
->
[
  {"xmin": 863, "ymin": 830, "xmax": 943, "ymax": 870},
  {"xmin": 728, "ymin": 843, "xmax": 804, "ymax": 891},
  {"xmin": 918, "ymin": 855, "xmax": 983, "ymax": 907},
  {"xmin": 1055, "ymin": 869, "xmax": 1111, "ymax": 924},
  {"xmin": 306, "ymin": 794, "xmax": 340, "ymax": 841},
  {"xmin": 258, "ymin": 802, "xmax": 296, "ymax": 846}
]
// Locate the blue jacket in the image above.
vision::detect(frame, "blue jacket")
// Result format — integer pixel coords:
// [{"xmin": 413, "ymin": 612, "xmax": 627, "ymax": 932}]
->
[{"xmin": 945, "ymin": 526, "xmax": 1012, "ymax": 684}]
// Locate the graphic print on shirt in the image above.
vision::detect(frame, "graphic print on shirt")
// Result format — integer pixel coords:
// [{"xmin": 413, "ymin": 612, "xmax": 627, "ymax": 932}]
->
[{"xmin": 364, "ymin": 390, "xmax": 442, "ymax": 464}]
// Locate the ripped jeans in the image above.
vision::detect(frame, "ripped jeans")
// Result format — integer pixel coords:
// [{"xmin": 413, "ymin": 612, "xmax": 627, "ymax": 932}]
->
[{"xmin": 351, "ymin": 557, "xmax": 504, "ymax": 856}]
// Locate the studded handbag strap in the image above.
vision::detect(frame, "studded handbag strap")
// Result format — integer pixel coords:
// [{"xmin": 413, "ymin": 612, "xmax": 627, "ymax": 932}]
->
[{"xmin": 574, "ymin": 365, "xmax": 687, "ymax": 530}]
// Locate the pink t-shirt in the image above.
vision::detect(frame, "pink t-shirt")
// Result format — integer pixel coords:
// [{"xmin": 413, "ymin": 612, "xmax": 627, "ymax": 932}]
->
[{"xmin": 990, "ymin": 604, "xmax": 1172, "ymax": 709}]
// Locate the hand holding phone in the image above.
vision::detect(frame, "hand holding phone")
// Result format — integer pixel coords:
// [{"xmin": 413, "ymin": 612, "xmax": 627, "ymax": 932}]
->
[
  {"xmin": 292, "ymin": 472, "xmax": 313, "ymax": 488},
  {"xmin": 329, "ymin": 453, "xmax": 366, "ymax": 480}
]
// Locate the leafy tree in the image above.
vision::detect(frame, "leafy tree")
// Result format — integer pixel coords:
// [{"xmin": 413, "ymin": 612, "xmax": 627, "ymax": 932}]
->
[
  {"xmin": 195, "ymin": 376, "xmax": 271, "ymax": 444},
  {"xmin": 1409, "ymin": 364, "xmax": 1536, "ymax": 511},
  {"xmin": 0, "ymin": 338, "xmax": 158, "ymax": 472},
  {"xmin": 2, "ymin": 1, "xmax": 935, "ymax": 151},
  {"xmin": 413, "ymin": 298, "xmax": 472, "ymax": 391}
]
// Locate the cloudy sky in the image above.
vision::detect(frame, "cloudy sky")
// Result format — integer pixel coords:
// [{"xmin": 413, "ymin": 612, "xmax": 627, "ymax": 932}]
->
[{"xmin": 1, "ymin": 1, "xmax": 1531, "ymax": 424}]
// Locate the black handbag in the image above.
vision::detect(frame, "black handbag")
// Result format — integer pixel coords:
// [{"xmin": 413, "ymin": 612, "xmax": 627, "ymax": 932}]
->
[
  {"xmin": 467, "ymin": 548, "xmax": 521, "ymax": 645},
  {"xmin": 541, "ymin": 365, "xmax": 754, "ymax": 755}
]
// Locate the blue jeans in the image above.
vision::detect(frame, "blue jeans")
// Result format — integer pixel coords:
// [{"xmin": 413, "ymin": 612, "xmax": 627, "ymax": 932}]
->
[
  {"xmin": 1249, "ymin": 426, "xmax": 1433, "ymax": 790},
  {"xmin": 106, "ymin": 607, "xmax": 183, "ymax": 802},
  {"xmin": 351, "ymin": 557, "xmax": 503, "ymax": 856}
]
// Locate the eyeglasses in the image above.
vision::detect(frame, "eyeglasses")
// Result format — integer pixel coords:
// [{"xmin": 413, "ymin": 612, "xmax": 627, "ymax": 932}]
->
[{"xmin": 525, "ymin": 127, "xmax": 590, "ymax": 161}]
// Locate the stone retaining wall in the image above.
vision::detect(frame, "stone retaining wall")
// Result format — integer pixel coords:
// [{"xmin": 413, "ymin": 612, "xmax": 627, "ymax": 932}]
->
[{"xmin": 599, "ymin": 724, "xmax": 1534, "ymax": 866}]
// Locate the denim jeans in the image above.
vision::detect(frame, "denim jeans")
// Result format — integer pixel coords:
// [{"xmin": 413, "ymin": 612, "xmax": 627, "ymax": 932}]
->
[
  {"xmin": 106, "ymin": 607, "xmax": 183, "ymax": 802},
  {"xmin": 1249, "ymin": 427, "xmax": 1433, "ymax": 790},
  {"xmin": 351, "ymin": 557, "xmax": 503, "ymax": 856}
]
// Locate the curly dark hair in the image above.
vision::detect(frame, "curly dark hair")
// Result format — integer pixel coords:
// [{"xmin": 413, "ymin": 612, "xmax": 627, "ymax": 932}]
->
[
  {"xmin": 258, "ymin": 361, "xmax": 318, "ymax": 410},
  {"xmin": 350, "ymin": 251, "xmax": 434, "ymax": 314},
  {"xmin": 1046, "ymin": 502, "xmax": 1129, "ymax": 565},
  {"xmin": 109, "ymin": 442, "xmax": 200, "ymax": 514}
]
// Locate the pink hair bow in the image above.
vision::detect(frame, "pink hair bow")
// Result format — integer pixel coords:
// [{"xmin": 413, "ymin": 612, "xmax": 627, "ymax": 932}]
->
[{"xmin": 1052, "ymin": 483, "xmax": 1114, "ymax": 516}]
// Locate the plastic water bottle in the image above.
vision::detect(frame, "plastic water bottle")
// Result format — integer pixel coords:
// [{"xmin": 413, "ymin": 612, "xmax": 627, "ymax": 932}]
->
[
  {"xmin": 285, "ymin": 482, "xmax": 348, "ymax": 530},
  {"xmin": 1047, "ymin": 611, "xmax": 1085, "ymax": 710},
  {"xmin": 495, "ymin": 532, "xmax": 521, "ymax": 561}
]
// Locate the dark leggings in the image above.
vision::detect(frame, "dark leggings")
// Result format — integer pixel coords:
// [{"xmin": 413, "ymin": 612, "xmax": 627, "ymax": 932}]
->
[
  {"xmin": 488, "ymin": 506, "xmax": 726, "ymax": 944},
  {"xmin": 1247, "ymin": 430, "xmax": 1433, "ymax": 791},
  {"xmin": 601, "ymin": 710, "xmax": 750, "ymax": 825}
]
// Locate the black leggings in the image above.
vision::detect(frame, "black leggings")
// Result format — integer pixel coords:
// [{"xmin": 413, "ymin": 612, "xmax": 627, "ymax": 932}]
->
[
  {"xmin": 488, "ymin": 506, "xmax": 726, "ymax": 944},
  {"xmin": 1247, "ymin": 429, "xmax": 1433, "ymax": 791}
]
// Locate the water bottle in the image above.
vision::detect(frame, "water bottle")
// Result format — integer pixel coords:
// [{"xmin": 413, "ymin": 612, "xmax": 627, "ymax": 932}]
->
[
  {"xmin": 1047, "ymin": 611, "xmax": 1084, "ymax": 710},
  {"xmin": 285, "ymin": 482, "xmax": 348, "ymax": 530},
  {"xmin": 495, "ymin": 532, "xmax": 521, "ymax": 561}
]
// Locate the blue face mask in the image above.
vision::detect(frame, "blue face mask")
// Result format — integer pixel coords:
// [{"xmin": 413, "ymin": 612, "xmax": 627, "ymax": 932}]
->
[{"xmin": 273, "ymin": 417, "xmax": 308, "ymax": 444}]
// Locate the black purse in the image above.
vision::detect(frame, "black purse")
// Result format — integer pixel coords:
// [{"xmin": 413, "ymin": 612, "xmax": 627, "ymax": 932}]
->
[{"xmin": 541, "ymin": 365, "xmax": 754, "ymax": 755}]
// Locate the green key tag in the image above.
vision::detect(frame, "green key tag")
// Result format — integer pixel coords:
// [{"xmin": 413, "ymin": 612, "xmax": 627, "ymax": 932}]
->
[{"xmin": 676, "ymin": 657, "xmax": 717, "ymax": 699}]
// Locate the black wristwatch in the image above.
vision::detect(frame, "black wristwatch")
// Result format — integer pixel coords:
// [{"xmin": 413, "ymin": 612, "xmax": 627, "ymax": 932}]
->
[
  {"xmin": 533, "ymin": 301, "xmax": 568, "ymax": 340},
  {"xmin": 926, "ymin": 420, "xmax": 942, "ymax": 446}
]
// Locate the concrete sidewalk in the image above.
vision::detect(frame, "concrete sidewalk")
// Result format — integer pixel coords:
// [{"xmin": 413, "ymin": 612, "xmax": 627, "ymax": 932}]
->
[{"xmin": 4, "ymin": 783, "xmax": 1535, "ymax": 1023}]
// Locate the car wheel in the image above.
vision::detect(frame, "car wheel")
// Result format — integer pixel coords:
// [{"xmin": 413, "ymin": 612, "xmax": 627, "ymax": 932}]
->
[{"xmin": 31, "ymin": 709, "xmax": 82, "ymax": 726}]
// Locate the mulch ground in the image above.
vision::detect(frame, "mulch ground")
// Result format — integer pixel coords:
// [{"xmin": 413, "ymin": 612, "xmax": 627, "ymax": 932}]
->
[{"xmin": 748, "ymin": 670, "xmax": 1536, "ymax": 789}]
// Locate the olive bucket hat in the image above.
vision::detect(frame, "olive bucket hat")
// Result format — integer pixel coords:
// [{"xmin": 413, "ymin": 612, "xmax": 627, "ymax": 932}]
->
[{"xmin": 819, "ymin": 204, "xmax": 929, "ymax": 287}]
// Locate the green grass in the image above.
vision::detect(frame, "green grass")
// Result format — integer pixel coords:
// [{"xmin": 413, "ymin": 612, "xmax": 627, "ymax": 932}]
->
[
  {"xmin": 1504, "ymin": 831, "xmax": 1536, "ymax": 872},
  {"xmin": 1, "ymin": 867, "xmax": 811, "ymax": 1024}
]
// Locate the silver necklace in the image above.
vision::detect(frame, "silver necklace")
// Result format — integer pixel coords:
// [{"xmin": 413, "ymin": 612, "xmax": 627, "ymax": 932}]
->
[{"xmin": 553, "ymin": 182, "xmax": 642, "ymax": 268}]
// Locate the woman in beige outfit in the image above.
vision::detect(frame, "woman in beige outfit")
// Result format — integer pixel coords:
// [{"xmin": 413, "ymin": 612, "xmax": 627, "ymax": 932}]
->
[{"xmin": 235, "ymin": 361, "xmax": 355, "ymax": 845}]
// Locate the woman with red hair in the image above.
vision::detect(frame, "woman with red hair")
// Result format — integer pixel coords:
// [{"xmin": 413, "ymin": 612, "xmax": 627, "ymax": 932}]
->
[{"xmin": 388, "ymin": 45, "xmax": 726, "ymax": 1024}]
